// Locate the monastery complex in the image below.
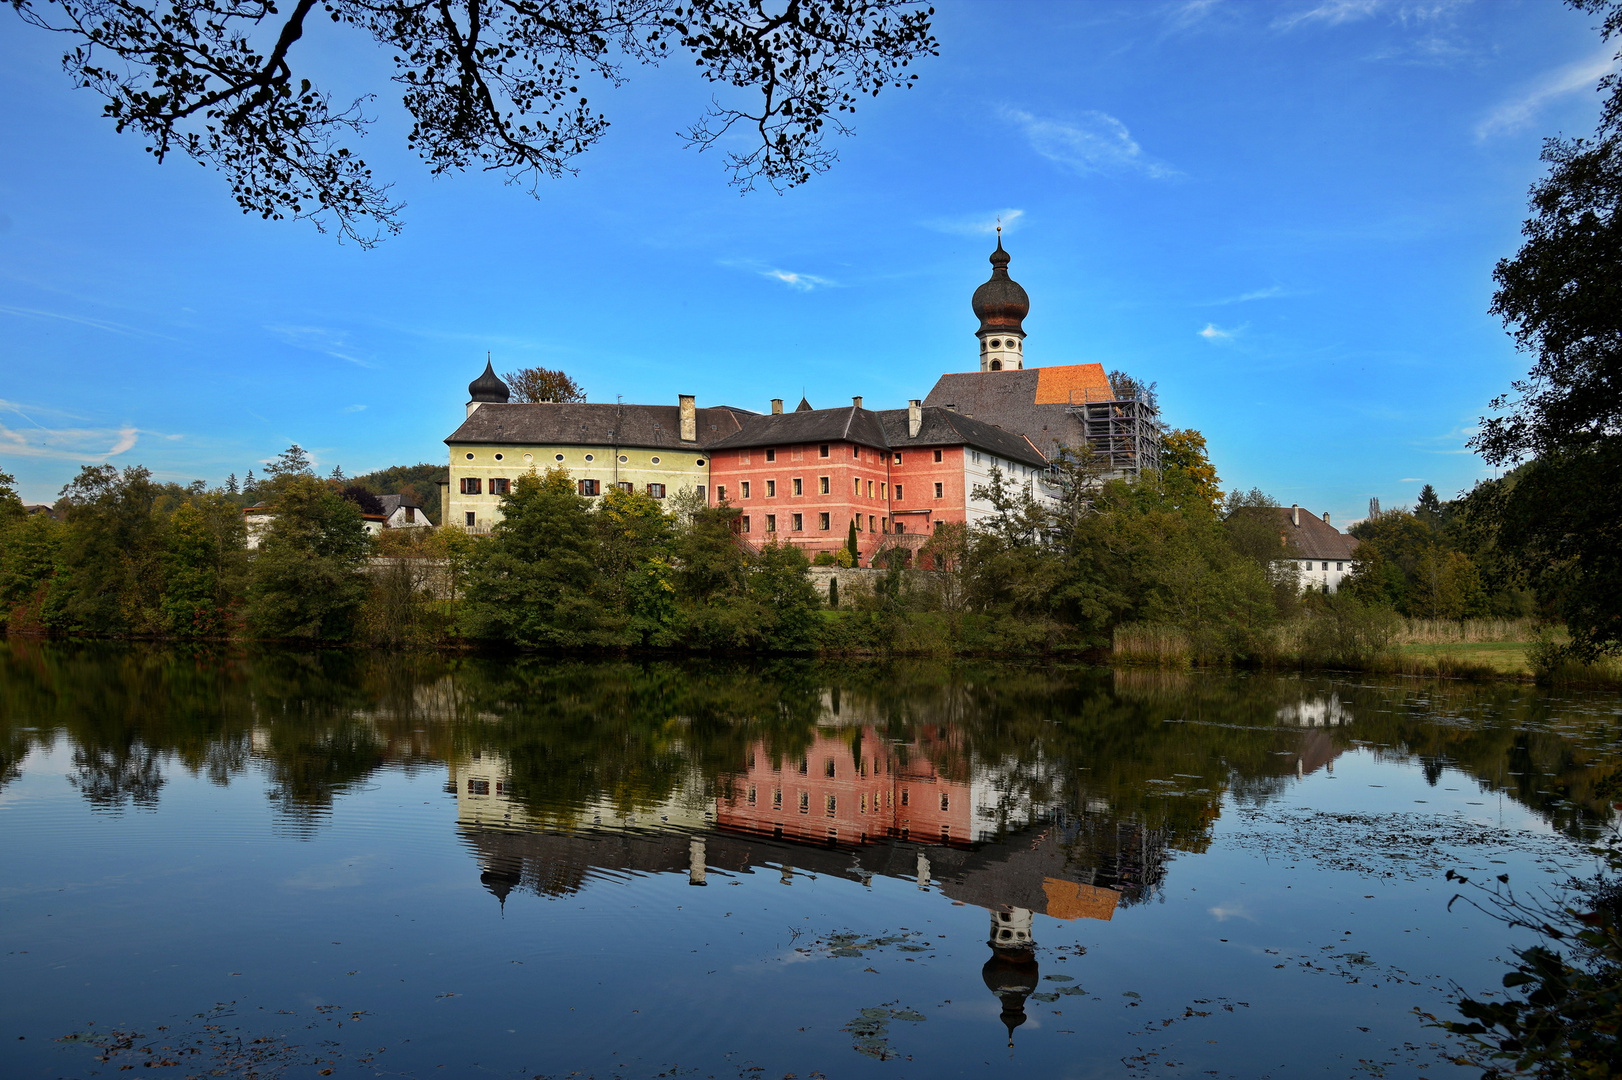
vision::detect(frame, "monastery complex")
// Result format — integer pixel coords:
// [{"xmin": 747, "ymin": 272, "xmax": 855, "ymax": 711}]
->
[{"xmin": 443, "ymin": 235, "xmax": 1163, "ymax": 566}]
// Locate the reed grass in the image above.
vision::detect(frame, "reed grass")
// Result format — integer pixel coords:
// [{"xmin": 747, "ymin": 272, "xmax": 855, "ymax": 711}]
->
[
  {"xmin": 1111, "ymin": 623, "xmax": 1193, "ymax": 667},
  {"xmin": 1391, "ymin": 618, "xmax": 1540, "ymax": 645},
  {"xmin": 1112, "ymin": 616, "xmax": 1561, "ymax": 681}
]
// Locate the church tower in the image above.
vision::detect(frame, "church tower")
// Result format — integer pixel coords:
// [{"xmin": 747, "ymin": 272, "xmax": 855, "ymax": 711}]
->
[{"xmin": 971, "ymin": 229, "xmax": 1030, "ymax": 372}]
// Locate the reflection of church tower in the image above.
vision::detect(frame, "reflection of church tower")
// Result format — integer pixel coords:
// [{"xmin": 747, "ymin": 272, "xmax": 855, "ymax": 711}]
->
[
  {"xmin": 972, "ymin": 229, "xmax": 1030, "ymax": 373},
  {"xmin": 478, "ymin": 852, "xmax": 523, "ymax": 912},
  {"xmin": 981, "ymin": 908, "xmax": 1039, "ymax": 1047}
]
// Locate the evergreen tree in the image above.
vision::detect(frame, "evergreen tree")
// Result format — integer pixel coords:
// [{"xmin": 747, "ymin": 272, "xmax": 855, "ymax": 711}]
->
[
  {"xmin": 846, "ymin": 519, "xmax": 859, "ymax": 564},
  {"xmin": 225, "ymin": 473, "xmax": 239, "ymax": 495},
  {"xmin": 1415, "ymin": 483, "xmax": 1443, "ymax": 520},
  {"xmin": 243, "ymin": 470, "xmax": 258, "ymax": 494},
  {"xmin": 266, "ymin": 444, "xmax": 313, "ymax": 478}
]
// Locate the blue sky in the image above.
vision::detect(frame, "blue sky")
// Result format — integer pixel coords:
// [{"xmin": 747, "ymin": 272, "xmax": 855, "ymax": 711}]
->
[{"xmin": 0, "ymin": 0, "xmax": 1612, "ymax": 522}]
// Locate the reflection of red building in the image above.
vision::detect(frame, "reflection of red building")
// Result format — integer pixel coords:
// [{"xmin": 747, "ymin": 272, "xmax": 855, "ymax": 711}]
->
[{"xmin": 716, "ymin": 728, "xmax": 972, "ymax": 847}]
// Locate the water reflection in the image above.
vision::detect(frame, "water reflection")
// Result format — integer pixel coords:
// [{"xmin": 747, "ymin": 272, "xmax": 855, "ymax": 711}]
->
[
  {"xmin": 3, "ymin": 643, "xmax": 1617, "ymax": 844},
  {"xmin": 3, "ymin": 642, "xmax": 1620, "ymax": 1070}
]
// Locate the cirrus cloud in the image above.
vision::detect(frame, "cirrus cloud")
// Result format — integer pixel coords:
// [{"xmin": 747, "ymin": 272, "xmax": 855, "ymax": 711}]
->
[
  {"xmin": 761, "ymin": 269, "xmax": 836, "ymax": 292},
  {"xmin": 1004, "ymin": 108, "xmax": 1179, "ymax": 179}
]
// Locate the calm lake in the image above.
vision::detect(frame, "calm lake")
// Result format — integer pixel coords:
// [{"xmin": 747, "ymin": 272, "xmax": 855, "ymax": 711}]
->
[{"xmin": 1, "ymin": 644, "xmax": 1617, "ymax": 1079}]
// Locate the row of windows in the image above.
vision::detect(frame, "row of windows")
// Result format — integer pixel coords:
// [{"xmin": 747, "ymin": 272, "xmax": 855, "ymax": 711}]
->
[
  {"xmin": 737, "ymin": 513, "xmax": 918, "ymax": 535},
  {"xmin": 748, "ymin": 753, "xmax": 899, "ymax": 778},
  {"xmin": 741, "ymin": 787, "xmax": 949, "ymax": 814},
  {"xmin": 715, "ymin": 478, "xmax": 948, "ymax": 502},
  {"xmin": 465, "ymin": 778, "xmax": 507, "ymax": 796},
  {"xmin": 744, "ymin": 447, "xmax": 947, "ymax": 465},
  {"xmin": 461, "ymin": 477, "xmax": 675, "ymax": 499},
  {"xmin": 463, "ymin": 451, "xmax": 703, "ymax": 467},
  {"xmin": 1303, "ymin": 560, "xmax": 1346, "ymax": 572}
]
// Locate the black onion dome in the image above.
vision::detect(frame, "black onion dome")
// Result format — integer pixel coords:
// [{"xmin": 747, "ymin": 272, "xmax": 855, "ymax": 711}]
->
[
  {"xmin": 971, "ymin": 236, "xmax": 1029, "ymax": 336},
  {"xmin": 468, "ymin": 360, "xmax": 510, "ymax": 403},
  {"xmin": 981, "ymin": 946, "xmax": 1039, "ymax": 1044}
]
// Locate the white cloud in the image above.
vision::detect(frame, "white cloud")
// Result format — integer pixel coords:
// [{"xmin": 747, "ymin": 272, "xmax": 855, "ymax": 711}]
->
[
  {"xmin": 0, "ymin": 303, "xmax": 184, "ymax": 344},
  {"xmin": 1208, "ymin": 904, "xmax": 1255, "ymax": 922},
  {"xmin": 761, "ymin": 269, "xmax": 835, "ymax": 292},
  {"xmin": 1272, "ymin": 0, "xmax": 1466, "ymax": 32},
  {"xmin": 0, "ymin": 418, "xmax": 143, "ymax": 462},
  {"xmin": 342, "ymin": 404, "xmax": 368, "ymax": 414},
  {"xmin": 1198, "ymin": 323, "xmax": 1236, "ymax": 340},
  {"xmin": 265, "ymin": 324, "xmax": 379, "ymax": 368},
  {"xmin": 1004, "ymin": 108, "xmax": 1178, "ymax": 179},
  {"xmin": 1165, "ymin": 0, "xmax": 1227, "ymax": 31},
  {"xmin": 1476, "ymin": 52, "xmax": 1616, "ymax": 140},
  {"xmin": 924, "ymin": 208, "xmax": 1025, "ymax": 236},
  {"xmin": 1273, "ymin": 0, "xmax": 1386, "ymax": 30},
  {"xmin": 1210, "ymin": 285, "xmax": 1286, "ymax": 305}
]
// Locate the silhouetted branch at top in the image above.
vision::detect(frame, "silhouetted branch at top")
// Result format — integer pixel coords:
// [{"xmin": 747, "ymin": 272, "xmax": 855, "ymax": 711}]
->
[{"xmin": 10, "ymin": 0, "xmax": 937, "ymax": 246}]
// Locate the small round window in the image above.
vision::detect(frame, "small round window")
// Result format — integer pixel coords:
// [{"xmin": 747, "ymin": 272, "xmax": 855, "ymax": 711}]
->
[
  {"xmin": 522, "ymin": 453, "xmax": 533, "ymax": 463},
  {"xmin": 989, "ymin": 338, "xmax": 1001, "ymax": 348},
  {"xmin": 465, "ymin": 453, "xmax": 474, "ymax": 460},
  {"xmin": 695, "ymin": 459, "xmax": 706, "ymax": 466},
  {"xmin": 618, "ymin": 455, "xmax": 628, "ymax": 463},
  {"xmin": 494, "ymin": 453, "xmax": 504, "ymax": 461},
  {"xmin": 584, "ymin": 454, "xmax": 594, "ymax": 462},
  {"xmin": 650, "ymin": 456, "xmax": 661, "ymax": 464},
  {"xmin": 554, "ymin": 454, "xmax": 564, "ymax": 462}
]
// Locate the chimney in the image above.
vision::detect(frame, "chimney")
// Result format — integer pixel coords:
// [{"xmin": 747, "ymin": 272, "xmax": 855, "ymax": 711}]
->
[
  {"xmin": 771, "ymin": 398, "xmax": 784, "ymax": 415},
  {"xmin": 1322, "ymin": 511, "xmax": 1331, "ymax": 526},
  {"xmin": 679, "ymin": 394, "xmax": 697, "ymax": 442},
  {"xmin": 908, "ymin": 399, "xmax": 922, "ymax": 439},
  {"xmin": 1291, "ymin": 504, "xmax": 1300, "ymax": 527},
  {"xmin": 852, "ymin": 396, "xmax": 863, "ymax": 409}
]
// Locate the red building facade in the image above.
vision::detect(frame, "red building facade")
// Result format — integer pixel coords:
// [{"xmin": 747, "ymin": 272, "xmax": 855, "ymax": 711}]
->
[
  {"xmin": 707, "ymin": 398, "xmax": 1051, "ymax": 565},
  {"xmin": 715, "ymin": 726, "xmax": 973, "ymax": 848}
]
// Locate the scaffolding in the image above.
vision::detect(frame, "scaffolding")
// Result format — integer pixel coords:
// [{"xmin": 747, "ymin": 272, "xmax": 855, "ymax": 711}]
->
[{"xmin": 1065, "ymin": 387, "xmax": 1163, "ymax": 477}]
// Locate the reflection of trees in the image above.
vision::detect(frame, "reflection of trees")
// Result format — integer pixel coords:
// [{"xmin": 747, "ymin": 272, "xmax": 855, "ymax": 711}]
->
[
  {"xmin": 1, "ymin": 640, "xmax": 1617, "ymax": 845},
  {"xmin": 69, "ymin": 742, "xmax": 165, "ymax": 809}
]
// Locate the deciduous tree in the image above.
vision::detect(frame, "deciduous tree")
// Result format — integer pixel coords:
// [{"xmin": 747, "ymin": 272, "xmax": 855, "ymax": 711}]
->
[
  {"xmin": 1470, "ymin": 0, "xmax": 1622, "ymax": 655},
  {"xmin": 503, "ymin": 366, "xmax": 587, "ymax": 404}
]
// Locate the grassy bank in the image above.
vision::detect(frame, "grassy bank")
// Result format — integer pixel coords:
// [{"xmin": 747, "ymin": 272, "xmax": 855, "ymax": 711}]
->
[{"xmin": 1113, "ymin": 617, "xmax": 1622, "ymax": 687}]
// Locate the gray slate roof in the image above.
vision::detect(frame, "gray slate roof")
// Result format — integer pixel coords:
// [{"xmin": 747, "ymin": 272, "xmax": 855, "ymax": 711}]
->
[
  {"xmin": 377, "ymin": 494, "xmax": 422, "ymax": 518},
  {"xmin": 1236, "ymin": 507, "xmax": 1360, "ymax": 561},
  {"xmin": 708, "ymin": 405, "xmax": 892, "ymax": 452},
  {"xmin": 445, "ymin": 402, "xmax": 753, "ymax": 449},
  {"xmin": 922, "ymin": 371, "xmax": 1086, "ymax": 454},
  {"xmin": 876, "ymin": 408, "xmax": 1047, "ymax": 468}
]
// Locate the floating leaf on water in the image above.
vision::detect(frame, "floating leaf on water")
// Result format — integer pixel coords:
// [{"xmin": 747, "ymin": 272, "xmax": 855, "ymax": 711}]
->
[{"xmin": 1043, "ymin": 974, "xmax": 1075, "ymax": 981}]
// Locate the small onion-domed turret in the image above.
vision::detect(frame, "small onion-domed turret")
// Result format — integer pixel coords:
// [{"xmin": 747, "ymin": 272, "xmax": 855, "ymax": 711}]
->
[
  {"xmin": 468, "ymin": 360, "xmax": 510, "ymax": 404},
  {"xmin": 971, "ymin": 235, "xmax": 1029, "ymax": 337}
]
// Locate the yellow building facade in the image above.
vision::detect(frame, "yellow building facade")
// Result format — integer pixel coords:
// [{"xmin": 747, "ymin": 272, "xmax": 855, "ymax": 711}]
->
[{"xmin": 443, "ymin": 363, "xmax": 751, "ymax": 529}]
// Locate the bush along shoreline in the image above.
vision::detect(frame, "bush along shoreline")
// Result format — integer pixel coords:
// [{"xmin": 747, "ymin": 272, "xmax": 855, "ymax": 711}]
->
[{"xmin": 0, "ymin": 438, "xmax": 1608, "ymax": 684}]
